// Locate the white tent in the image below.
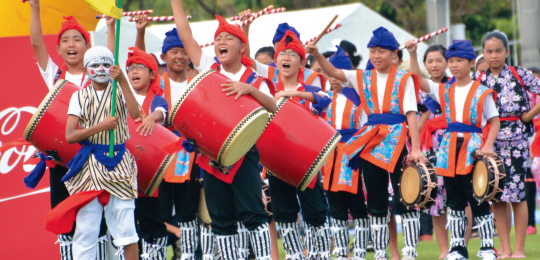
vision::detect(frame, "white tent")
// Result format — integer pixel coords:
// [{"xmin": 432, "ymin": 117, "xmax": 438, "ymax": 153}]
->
[{"xmin": 92, "ymin": 2, "xmax": 429, "ymax": 70}]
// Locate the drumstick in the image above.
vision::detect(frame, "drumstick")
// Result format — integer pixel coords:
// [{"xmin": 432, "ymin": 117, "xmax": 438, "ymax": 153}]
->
[
  {"xmin": 229, "ymin": 5, "xmax": 273, "ymax": 21},
  {"xmin": 96, "ymin": 10, "xmax": 153, "ymax": 19},
  {"xmin": 304, "ymin": 24, "xmax": 342, "ymax": 45},
  {"xmin": 129, "ymin": 16, "xmax": 192, "ymax": 22},
  {"xmin": 398, "ymin": 27, "xmax": 449, "ymax": 50},
  {"xmin": 312, "ymin": 15, "xmax": 339, "ymax": 45}
]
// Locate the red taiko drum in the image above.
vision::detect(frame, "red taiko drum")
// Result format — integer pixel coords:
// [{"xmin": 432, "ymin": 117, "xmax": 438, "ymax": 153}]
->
[
  {"xmin": 24, "ymin": 80, "xmax": 178, "ymax": 196},
  {"xmin": 257, "ymin": 97, "xmax": 341, "ymax": 191},
  {"xmin": 168, "ymin": 69, "xmax": 269, "ymax": 167}
]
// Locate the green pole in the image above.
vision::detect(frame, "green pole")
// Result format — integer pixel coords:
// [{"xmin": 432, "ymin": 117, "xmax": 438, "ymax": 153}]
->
[{"xmin": 109, "ymin": 0, "xmax": 122, "ymax": 158}]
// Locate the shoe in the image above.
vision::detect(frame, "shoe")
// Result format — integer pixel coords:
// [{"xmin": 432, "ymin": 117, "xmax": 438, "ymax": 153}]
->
[
  {"xmin": 419, "ymin": 234, "xmax": 433, "ymax": 242},
  {"xmin": 401, "ymin": 256, "xmax": 416, "ymax": 260},
  {"xmin": 527, "ymin": 226, "xmax": 536, "ymax": 235},
  {"xmin": 335, "ymin": 257, "xmax": 348, "ymax": 260},
  {"xmin": 477, "ymin": 250, "xmax": 497, "ymax": 260},
  {"xmin": 445, "ymin": 251, "xmax": 466, "ymax": 260}
]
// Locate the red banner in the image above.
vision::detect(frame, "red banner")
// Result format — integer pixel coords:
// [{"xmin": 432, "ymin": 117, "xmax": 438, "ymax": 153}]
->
[{"xmin": 0, "ymin": 35, "xmax": 66, "ymax": 259}]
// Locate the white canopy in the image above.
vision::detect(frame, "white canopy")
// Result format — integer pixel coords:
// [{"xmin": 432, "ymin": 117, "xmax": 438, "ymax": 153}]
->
[{"xmin": 92, "ymin": 2, "xmax": 428, "ymax": 70}]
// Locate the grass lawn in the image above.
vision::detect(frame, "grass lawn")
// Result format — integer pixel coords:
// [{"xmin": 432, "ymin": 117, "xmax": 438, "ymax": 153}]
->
[{"xmin": 167, "ymin": 224, "xmax": 540, "ymax": 259}]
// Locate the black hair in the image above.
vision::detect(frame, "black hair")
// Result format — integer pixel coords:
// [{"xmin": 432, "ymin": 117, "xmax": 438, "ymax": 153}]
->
[
  {"xmin": 397, "ymin": 49, "xmax": 403, "ymax": 61},
  {"xmin": 482, "ymin": 30, "xmax": 509, "ymax": 50},
  {"xmin": 305, "ymin": 51, "xmax": 335, "ymax": 69},
  {"xmin": 339, "ymin": 40, "xmax": 362, "ymax": 68},
  {"xmin": 528, "ymin": 66, "xmax": 540, "ymax": 74},
  {"xmin": 188, "ymin": 62, "xmax": 195, "ymax": 69},
  {"xmin": 255, "ymin": 46, "xmax": 275, "ymax": 60},
  {"xmin": 423, "ymin": 44, "xmax": 447, "ymax": 63}
]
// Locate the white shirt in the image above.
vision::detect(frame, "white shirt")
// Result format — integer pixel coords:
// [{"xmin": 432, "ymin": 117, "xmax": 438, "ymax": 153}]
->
[
  {"xmin": 254, "ymin": 60, "xmax": 322, "ymax": 89},
  {"xmin": 39, "ymin": 56, "xmax": 87, "ymax": 90},
  {"xmin": 169, "ymin": 78, "xmax": 189, "ymax": 104},
  {"xmin": 343, "ymin": 70, "xmax": 418, "ymax": 126},
  {"xmin": 425, "ymin": 80, "xmax": 499, "ymax": 131},
  {"xmin": 195, "ymin": 52, "xmax": 273, "ymax": 98},
  {"xmin": 334, "ymin": 92, "xmax": 348, "ymax": 130}
]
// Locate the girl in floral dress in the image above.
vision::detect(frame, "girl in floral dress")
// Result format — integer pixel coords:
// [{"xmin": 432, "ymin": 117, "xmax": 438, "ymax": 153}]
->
[{"xmin": 474, "ymin": 30, "xmax": 540, "ymax": 258}]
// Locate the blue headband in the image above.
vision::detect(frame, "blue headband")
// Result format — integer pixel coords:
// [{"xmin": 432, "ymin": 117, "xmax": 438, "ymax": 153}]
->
[
  {"xmin": 445, "ymin": 39, "xmax": 476, "ymax": 60},
  {"xmin": 162, "ymin": 28, "xmax": 185, "ymax": 54},
  {"xmin": 329, "ymin": 46, "xmax": 353, "ymax": 70},
  {"xmin": 272, "ymin": 23, "xmax": 300, "ymax": 44},
  {"xmin": 367, "ymin": 27, "xmax": 399, "ymax": 51}
]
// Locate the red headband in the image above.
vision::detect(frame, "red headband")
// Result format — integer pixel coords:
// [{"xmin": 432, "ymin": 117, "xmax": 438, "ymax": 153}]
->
[
  {"xmin": 57, "ymin": 16, "xmax": 91, "ymax": 46},
  {"xmin": 126, "ymin": 47, "xmax": 163, "ymax": 96},
  {"xmin": 214, "ymin": 15, "xmax": 252, "ymax": 67},
  {"xmin": 275, "ymin": 30, "xmax": 306, "ymax": 83}
]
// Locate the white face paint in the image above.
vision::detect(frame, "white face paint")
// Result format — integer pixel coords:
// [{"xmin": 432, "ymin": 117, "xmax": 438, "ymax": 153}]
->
[{"xmin": 87, "ymin": 57, "xmax": 113, "ymax": 84}]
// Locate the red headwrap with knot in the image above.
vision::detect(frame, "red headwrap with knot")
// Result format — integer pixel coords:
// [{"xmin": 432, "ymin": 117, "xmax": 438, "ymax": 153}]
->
[
  {"xmin": 57, "ymin": 16, "xmax": 91, "ymax": 46},
  {"xmin": 213, "ymin": 15, "xmax": 252, "ymax": 67},
  {"xmin": 275, "ymin": 30, "xmax": 306, "ymax": 83},
  {"xmin": 126, "ymin": 47, "xmax": 163, "ymax": 96}
]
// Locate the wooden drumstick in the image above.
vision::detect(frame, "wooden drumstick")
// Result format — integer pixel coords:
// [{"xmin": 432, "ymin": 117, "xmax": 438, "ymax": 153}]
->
[{"xmin": 312, "ymin": 15, "xmax": 338, "ymax": 45}]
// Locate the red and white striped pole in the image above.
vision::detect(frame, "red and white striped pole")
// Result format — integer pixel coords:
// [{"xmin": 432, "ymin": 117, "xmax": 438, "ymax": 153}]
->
[
  {"xmin": 129, "ymin": 16, "xmax": 192, "ymax": 22},
  {"xmin": 229, "ymin": 5, "xmax": 273, "ymax": 21},
  {"xmin": 96, "ymin": 10, "xmax": 153, "ymax": 19},
  {"xmin": 304, "ymin": 23, "xmax": 342, "ymax": 45},
  {"xmin": 398, "ymin": 27, "xmax": 449, "ymax": 50}
]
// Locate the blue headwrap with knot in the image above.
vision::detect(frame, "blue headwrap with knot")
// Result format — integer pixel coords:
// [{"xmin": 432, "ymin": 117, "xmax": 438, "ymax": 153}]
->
[
  {"xmin": 162, "ymin": 28, "xmax": 185, "ymax": 54},
  {"xmin": 367, "ymin": 27, "xmax": 399, "ymax": 51},
  {"xmin": 445, "ymin": 40, "xmax": 477, "ymax": 60},
  {"xmin": 328, "ymin": 46, "xmax": 353, "ymax": 70},
  {"xmin": 272, "ymin": 23, "xmax": 301, "ymax": 44}
]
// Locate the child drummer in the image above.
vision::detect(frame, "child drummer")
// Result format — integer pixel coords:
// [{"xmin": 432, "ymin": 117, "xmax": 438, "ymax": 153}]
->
[
  {"xmin": 49, "ymin": 46, "xmax": 141, "ymax": 260},
  {"xmin": 307, "ymin": 27, "xmax": 424, "ymax": 260},
  {"xmin": 406, "ymin": 39, "xmax": 500, "ymax": 260},
  {"xmin": 170, "ymin": 0, "xmax": 276, "ymax": 259}
]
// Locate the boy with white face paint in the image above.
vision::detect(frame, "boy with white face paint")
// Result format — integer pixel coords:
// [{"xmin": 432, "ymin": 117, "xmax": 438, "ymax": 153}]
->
[{"xmin": 49, "ymin": 46, "xmax": 142, "ymax": 260}]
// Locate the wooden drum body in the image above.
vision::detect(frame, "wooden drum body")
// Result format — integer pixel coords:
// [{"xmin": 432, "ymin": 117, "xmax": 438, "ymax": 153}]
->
[
  {"xmin": 400, "ymin": 161, "xmax": 438, "ymax": 209},
  {"xmin": 472, "ymin": 155, "xmax": 506, "ymax": 203}
]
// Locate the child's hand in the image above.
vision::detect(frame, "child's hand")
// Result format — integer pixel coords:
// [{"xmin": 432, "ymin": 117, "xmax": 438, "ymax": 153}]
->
[
  {"xmin": 408, "ymin": 149, "xmax": 427, "ymax": 163},
  {"xmin": 275, "ymin": 91, "xmax": 299, "ymax": 100},
  {"xmin": 136, "ymin": 116, "xmax": 155, "ymax": 136},
  {"xmin": 520, "ymin": 111, "xmax": 533, "ymax": 123},
  {"xmin": 101, "ymin": 116, "xmax": 119, "ymax": 131},
  {"xmin": 305, "ymin": 43, "xmax": 319, "ymax": 56},
  {"xmin": 134, "ymin": 14, "xmax": 149, "ymax": 31},
  {"xmin": 404, "ymin": 39, "xmax": 418, "ymax": 54},
  {"xmin": 221, "ymin": 80, "xmax": 254, "ymax": 100},
  {"xmin": 238, "ymin": 9, "xmax": 253, "ymax": 21},
  {"xmin": 26, "ymin": 0, "xmax": 39, "ymax": 7},
  {"xmin": 110, "ymin": 65, "xmax": 126, "ymax": 83},
  {"xmin": 477, "ymin": 145, "xmax": 496, "ymax": 157},
  {"xmin": 106, "ymin": 16, "xmax": 116, "ymax": 27}
]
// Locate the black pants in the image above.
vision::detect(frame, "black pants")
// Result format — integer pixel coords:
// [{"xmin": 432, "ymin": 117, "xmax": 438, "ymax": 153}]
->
[
  {"xmin": 327, "ymin": 176, "xmax": 368, "ymax": 221},
  {"xmin": 420, "ymin": 212, "xmax": 433, "ymax": 235},
  {"xmin": 203, "ymin": 146, "xmax": 268, "ymax": 235},
  {"xmin": 50, "ymin": 165, "xmax": 107, "ymax": 237},
  {"xmin": 443, "ymin": 138, "xmax": 491, "ymax": 217},
  {"xmin": 159, "ymin": 163, "xmax": 202, "ymax": 224},
  {"xmin": 135, "ymin": 196, "xmax": 168, "ymax": 242},
  {"xmin": 362, "ymin": 148, "xmax": 414, "ymax": 217},
  {"xmin": 526, "ymin": 168, "xmax": 536, "ymax": 227},
  {"xmin": 269, "ymin": 173, "xmax": 329, "ymax": 227}
]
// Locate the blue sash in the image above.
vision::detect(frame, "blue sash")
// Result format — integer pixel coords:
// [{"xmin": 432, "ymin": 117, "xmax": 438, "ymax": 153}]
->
[
  {"xmin": 365, "ymin": 113, "xmax": 406, "ymax": 126},
  {"xmin": 337, "ymin": 129, "xmax": 359, "ymax": 143},
  {"xmin": 446, "ymin": 122, "xmax": 482, "ymax": 134},
  {"xmin": 62, "ymin": 140, "xmax": 126, "ymax": 181}
]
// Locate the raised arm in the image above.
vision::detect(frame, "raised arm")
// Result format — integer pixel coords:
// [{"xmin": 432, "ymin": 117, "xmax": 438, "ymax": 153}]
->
[
  {"xmin": 305, "ymin": 43, "xmax": 346, "ymax": 82},
  {"xmin": 106, "ymin": 16, "xmax": 116, "ymax": 54},
  {"xmin": 28, "ymin": 0, "xmax": 49, "ymax": 70},
  {"xmin": 404, "ymin": 40, "xmax": 431, "ymax": 93},
  {"xmin": 170, "ymin": 0, "xmax": 203, "ymax": 67},
  {"xmin": 134, "ymin": 14, "xmax": 149, "ymax": 51},
  {"xmin": 238, "ymin": 9, "xmax": 258, "ymax": 69}
]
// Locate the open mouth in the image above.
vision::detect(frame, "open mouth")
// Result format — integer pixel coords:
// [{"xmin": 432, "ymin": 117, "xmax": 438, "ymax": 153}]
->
[
  {"xmin": 282, "ymin": 63, "xmax": 291, "ymax": 69},
  {"xmin": 131, "ymin": 76, "xmax": 141, "ymax": 82},
  {"xmin": 67, "ymin": 50, "xmax": 78, "ymax": 56},
  {"xmin": 219, "ymin": 47, "xmax": 228, "ymax": 56}
]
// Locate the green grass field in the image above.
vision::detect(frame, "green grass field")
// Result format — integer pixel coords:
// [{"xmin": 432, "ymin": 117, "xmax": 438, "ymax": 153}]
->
[{"xmin": 167, "ymin": 224, "xmax": 540, "ymax": 259}]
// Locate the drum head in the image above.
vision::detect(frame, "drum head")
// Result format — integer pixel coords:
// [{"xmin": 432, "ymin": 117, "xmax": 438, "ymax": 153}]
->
[
  {"xmin": 219, "ymin": 108, "xmax": 269, "ymax": 167},
  {"xmin": 473, "ymin": 160, "xmax": 489, "ymax": 198},
  {"xmin": 401, "ymin": 167, "xmax": 421, "ymax": 205}
]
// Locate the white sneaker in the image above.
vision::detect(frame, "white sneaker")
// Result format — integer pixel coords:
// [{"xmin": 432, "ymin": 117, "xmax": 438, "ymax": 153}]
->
[
  {"xmin": 477, "ymin": 250, "xmax": 497, "ymax": 260},
  {"xmin": 445, "ymin": 251, "xmax": 467, "ymax": 260}
]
